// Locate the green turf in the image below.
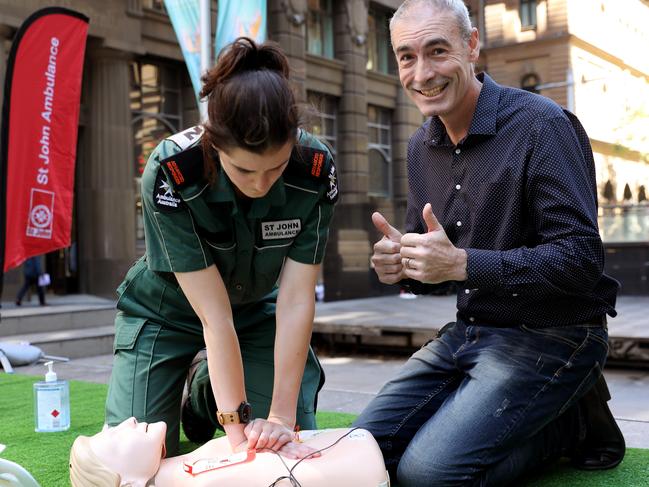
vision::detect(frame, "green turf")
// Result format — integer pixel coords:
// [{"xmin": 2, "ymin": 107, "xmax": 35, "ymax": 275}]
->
[{"xmin": 0, "ymin": 374, "xmax": 647, "ymax": 486}]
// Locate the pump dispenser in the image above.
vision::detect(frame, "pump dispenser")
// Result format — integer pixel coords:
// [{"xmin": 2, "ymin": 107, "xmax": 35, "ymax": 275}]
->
[{"xmin": 33, "ymin": 361, "xmax": 70, "ymax": 432}]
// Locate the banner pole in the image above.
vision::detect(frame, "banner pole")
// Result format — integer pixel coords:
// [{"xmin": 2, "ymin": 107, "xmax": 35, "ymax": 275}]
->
[{"xmin": 199, "ymin": 0, "xmax": 210, "ymax": 122}]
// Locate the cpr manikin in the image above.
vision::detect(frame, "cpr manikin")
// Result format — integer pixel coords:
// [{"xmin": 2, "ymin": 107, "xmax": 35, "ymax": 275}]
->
[{"xmin": 70, "ymin": 418, "xmax": 390, "ymax": 487}]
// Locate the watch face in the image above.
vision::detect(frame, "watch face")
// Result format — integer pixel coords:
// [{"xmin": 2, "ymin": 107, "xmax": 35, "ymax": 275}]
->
[{"xmin": 240, "ymin": 402, "xmax": 252, "ymax": 423}]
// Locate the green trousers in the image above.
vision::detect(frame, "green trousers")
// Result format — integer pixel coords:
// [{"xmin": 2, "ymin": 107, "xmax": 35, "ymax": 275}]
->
[{"xmin": 105, "ymin": 308, "xmax": 322, "ymax": 455}]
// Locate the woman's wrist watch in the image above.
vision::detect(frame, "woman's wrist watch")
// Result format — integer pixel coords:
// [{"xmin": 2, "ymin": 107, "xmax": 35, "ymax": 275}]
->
[{"xmin": 217, "ymin": 401, "xmax": 252, "ymax": 425}]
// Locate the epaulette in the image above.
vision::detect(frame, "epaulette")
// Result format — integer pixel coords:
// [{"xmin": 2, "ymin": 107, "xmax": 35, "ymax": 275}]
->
[
  {"xmin": 286, "ymin": 144, "xmax": 339, "ymax": 203},
  {"xmin": 159, "ymin": 144, "xmax": 205, "ymax": 190},
  {"xmin": 287, "ymin": 144, "xmax": 330, "ymax": 180},
  {"xmin": 166, "ymin": 125, "xmax": 204, "ymax": 151}
]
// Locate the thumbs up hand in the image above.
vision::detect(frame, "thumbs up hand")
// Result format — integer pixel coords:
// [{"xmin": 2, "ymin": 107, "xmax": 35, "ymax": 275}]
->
[
  {"xmin": 400, "ymin": 203, "xmax": 468, "ymax": 284},
  {"xmin": 370, "ymin": 212, "xmax": 405, "ymax": 284}
]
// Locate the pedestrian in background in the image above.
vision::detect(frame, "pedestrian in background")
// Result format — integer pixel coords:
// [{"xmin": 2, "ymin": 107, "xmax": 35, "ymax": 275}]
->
[{"xmin": 15, "ymin": 255, "xmax": 47, "ymax": 306}]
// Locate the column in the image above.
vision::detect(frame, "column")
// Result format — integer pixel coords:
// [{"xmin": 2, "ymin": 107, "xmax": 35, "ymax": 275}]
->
[
  {"xmin": 391, "ymin": 85, "xmax": 422, "ymax": 229},
  {"xmin": 0, "ymin": 26, "xmax": 11, "ymax": 102},
  {"xmin": 77, "ymin": 48, "xmax": 136, "ymax": 296},
  {"xmin": 268, "ymin": 0, "xmax": 308, "ymax": 100},
  {"xmin": 322, "ymin": 0, "xmax": 373, "ymax": 300}
]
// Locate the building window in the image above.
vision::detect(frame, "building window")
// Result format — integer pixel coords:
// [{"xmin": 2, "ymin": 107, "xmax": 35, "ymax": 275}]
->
[
  {"xmin": 130, "ymin": 62, "xmax": 183, "ymax": 247},
  {"xmin": 367, "ymin": 6, "xmax": 396, "ymax": 74},
  {"xmin": 521, "ymin": 73, "xmax": 540, "ymax": 94},
  {"xmin": 368, "ymin": 105, "xmax": 392, "ymax": 197},
  {"xmin": 306, "ymin": 0, "xmax": 334, "ymax": 58},
  {"xmin": 142, "ymin": 0, "xmax": 165, "ymax": 11},
  {"xmin": 519, "ymin": 0, "xmax": 537, "ymax": 29},
  {"xmin": 307, "ymin": 92, "xmax": 338, "ymax": 155}
]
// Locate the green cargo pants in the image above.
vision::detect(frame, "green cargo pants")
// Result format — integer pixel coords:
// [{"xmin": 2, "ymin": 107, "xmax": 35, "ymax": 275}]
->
[{"xmin": 105, "ymin": 306, "xmax": 322, "ymax": 455}]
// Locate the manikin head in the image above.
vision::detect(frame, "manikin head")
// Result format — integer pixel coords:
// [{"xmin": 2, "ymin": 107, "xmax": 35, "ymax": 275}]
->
[
  {"xmin": 69, "ymin": 417, "xmax": 166, "ymax": 487},
  {"xmin": 389, "ymin": 0, "xmax": 481, "ymax": 118}
]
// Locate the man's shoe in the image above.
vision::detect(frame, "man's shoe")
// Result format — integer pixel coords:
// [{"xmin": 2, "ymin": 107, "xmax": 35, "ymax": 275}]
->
[
  {"xmin": 572, "ymin": 374, "xmax": 625, "ymax": 470},
  {"xmin": 181, "ymin": 350, "xmax": 216, "ymax": 444}
]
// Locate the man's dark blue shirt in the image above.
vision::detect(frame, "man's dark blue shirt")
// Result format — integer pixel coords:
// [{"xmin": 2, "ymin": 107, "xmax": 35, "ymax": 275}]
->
[{"xmin": 406, "ymin": 73, "xmax": 618, "ymax": 328}]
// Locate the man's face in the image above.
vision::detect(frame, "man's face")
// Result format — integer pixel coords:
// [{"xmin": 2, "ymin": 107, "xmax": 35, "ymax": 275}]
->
[{"xmin": 391, "ymin": 6, "xmax": 479, "ymax": 117}]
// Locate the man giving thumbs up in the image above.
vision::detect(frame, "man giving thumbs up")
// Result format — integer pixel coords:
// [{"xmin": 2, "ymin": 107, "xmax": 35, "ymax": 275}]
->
[{"xmin": 353, "ymin": 1, "xmax": 621, "ymax": 485}]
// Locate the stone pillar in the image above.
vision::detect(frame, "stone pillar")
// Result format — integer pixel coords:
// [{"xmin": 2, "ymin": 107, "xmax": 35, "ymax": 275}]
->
[
  {"xmin": 322, "ymin": 0, "xmax": 374, "ymax": 300},
  {"xmin": 0, "ymin": 25, "xmax": 23, "ymax": 297},
  {"xmin": 392, "ymin": 86, "xmax": 422, "ymax": 230},
  {"xmin": 269, "ymin": 0, "xmax": 308, "ymax": 100},
  {"xmin": 0, "ymin": 26, "xmax": 11, "ymax": 101},
  {"xmin": 77, "ymin": 48, "xmax": 136, "ymax": 296}
]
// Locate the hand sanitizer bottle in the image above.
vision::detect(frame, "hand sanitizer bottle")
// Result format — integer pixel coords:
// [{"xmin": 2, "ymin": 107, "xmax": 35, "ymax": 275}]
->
[{"xmin": 33, "ymin": 361, "xmax": 70, "ymax": 432}]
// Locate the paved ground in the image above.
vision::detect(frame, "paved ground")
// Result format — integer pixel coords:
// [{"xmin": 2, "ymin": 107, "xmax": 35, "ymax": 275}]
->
[
  {"xmin": 4, "ymin": 292, "xmax": 649, "ymax": 449},
  {"xmin": 10, "ymin": 352, "xmax": 649, "ymax": 449}
]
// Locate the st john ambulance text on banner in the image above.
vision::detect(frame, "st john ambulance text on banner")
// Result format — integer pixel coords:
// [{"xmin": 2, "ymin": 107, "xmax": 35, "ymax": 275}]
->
[
  {"xmin": 215, "ymin": 0, "xmax": 267, "ymax": 57},
  {"xmin": 0, "ymin": 7, "xmax": 88, "ymax": 276},
  {"xmin": 163, "ymin": 0, "xmax": 203, "ymax": 96}
]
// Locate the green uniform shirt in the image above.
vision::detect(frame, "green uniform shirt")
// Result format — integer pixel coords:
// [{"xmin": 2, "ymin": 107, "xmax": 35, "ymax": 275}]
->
[{"xmin": 117, "ymin": 126, "xmax": 337, "ymax": 325}]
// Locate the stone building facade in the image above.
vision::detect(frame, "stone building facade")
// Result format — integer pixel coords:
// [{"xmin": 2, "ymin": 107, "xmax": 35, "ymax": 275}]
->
[
  {"xmin": 2, "ymin": 0, "xmax": 647, "ymax": 299},
  {"xmin": 0, "ymin": 0, "xmax": 420, "ymax": 300}
]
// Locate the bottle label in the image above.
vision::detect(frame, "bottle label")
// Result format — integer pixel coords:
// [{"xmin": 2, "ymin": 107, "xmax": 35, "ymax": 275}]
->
[{"xmin": 37, "ymin": 388, "xmax": 62, "ymax": 430}]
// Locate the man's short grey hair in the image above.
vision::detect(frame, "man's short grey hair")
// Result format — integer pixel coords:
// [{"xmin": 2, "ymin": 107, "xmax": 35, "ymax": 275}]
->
[{"xmin": 390, "ymin": 0, "xmax": 473, "ymax": 42}]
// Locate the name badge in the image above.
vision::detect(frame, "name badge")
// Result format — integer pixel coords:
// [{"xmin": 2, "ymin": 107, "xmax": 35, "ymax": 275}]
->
[{"xmin": 262, "ymin": 219, "xmax": 301, "ymax": 240}]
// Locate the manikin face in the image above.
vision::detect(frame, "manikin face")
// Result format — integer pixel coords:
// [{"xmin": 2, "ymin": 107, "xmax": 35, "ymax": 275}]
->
[
  {"xmin": 391, "ymin": 5, "xmax": 480, "ymax": 118},
  {"xmin": 218, "ymin": 140, "xmax": 294, "ymax": 199},
  {"xmin": 89, "ymin": 417, "xmax": 167, "ymax": 486}
]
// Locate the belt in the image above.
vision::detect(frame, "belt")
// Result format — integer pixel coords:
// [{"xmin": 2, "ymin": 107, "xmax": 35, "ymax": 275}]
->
[{"xmin": 582, "ymin": 315, "xmax": 607, "ymax": 326}]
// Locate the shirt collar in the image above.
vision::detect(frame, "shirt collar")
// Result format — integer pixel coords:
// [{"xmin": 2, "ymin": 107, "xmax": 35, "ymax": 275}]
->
[
  {"xmin": 204, "ymin": 170, "xmax": 286, "ymax": 217},
  {"xmin": 426, "ymin": 72, "xmax": 501, "ymax": 146}
]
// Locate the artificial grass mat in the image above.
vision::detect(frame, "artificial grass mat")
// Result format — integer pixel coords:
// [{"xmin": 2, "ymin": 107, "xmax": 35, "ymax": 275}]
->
[{"xmin": 0, "ymin": 374, "xmax": 647, "ymax": 486}]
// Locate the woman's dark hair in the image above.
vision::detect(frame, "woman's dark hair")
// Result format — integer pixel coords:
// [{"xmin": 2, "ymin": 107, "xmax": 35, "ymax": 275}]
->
[{"xmin": 199, "ymin": 37, "xmax": 299, "ymax": 184}]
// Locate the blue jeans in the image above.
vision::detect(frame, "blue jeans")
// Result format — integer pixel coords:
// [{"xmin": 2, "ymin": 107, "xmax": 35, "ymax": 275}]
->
[{"xmin": 353, "ymin": 319, "xmax": 608, "ymax": 487}]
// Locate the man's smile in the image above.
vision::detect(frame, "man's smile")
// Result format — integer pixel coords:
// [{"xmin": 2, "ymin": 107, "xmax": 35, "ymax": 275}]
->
[{"xmin": 414, "ymin": 82, "xmax": 449, "ymax": 98}]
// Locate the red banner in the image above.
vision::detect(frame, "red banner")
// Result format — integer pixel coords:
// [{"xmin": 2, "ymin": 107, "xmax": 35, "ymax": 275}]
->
[{"xmin": 0, "ymin": 8, "xmax": 89, "ymax": 274}]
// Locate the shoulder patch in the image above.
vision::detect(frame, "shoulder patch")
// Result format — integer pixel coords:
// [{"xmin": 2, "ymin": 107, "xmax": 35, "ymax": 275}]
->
[
  {"xmin": 153, "ymin": 168, "xmax": 185, "ymax": 212},
  {"xmin": 289, "ymin": 145, "xmax": 330, "ymax": 180},
  {"xmin": 159, "ymin": 145, "xmax": 205, "ymax": 190},
  {"xmin": 165, "ymin": 125, "xmax": 204, "ymax": 151},
  {"xmin": 325, "ymin": 160, "xmax": 339, "ymax": 204}
]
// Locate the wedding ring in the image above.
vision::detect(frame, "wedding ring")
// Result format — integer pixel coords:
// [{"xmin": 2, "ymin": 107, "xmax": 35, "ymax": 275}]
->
[{"xmin": 406, "ymin": 258, "xmax": 413, "ymax": 269}]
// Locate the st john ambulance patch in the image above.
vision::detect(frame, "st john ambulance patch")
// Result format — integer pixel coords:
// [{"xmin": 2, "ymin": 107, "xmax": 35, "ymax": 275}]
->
[
  {"xmin": 153, "ymin": 168, "xmax": 184, "ymax": 212},
  {"xmin": 262, "ymin": 219, "xmax": 302, "ymax": 240}
]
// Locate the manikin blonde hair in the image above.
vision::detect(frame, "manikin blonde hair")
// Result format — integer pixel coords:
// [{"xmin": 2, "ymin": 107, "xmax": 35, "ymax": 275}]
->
[{"xmin": 69, "ymin": 435, "xmax": 121, "ymax": 487}]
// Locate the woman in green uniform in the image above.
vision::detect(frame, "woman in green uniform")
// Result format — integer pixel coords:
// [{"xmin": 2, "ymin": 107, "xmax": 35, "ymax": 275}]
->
[{"xmin": 105, "ymin": 37, "xmax": 338, "ymax": 458}]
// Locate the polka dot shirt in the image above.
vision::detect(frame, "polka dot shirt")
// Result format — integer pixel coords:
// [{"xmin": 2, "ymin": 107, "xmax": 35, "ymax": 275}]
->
[{"xmin": 405, "ymin": 73, "xmax": 619, "ymax": 328}]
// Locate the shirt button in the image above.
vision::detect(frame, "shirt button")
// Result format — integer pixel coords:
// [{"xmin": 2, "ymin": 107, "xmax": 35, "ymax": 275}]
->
[
  {"xmin": 512, "ymin": 293, "xmax": 519, "ymax": 297},
  {"xmin": 235, "ymin": 284, "xmax": 243, "ymax": 291},
  {"xmin": 464, "ymin": 289, "xmax": 470, "ymax": 294},
  {"xmin": 469, "ymin": 316, "xmax": 475, "ymax": 322},
  {"xmin": 455, "ymin": 148, "xmax": 461, "ymax": 154},
  {"xmin": 455, "ymin": 184, "xmax": 461, "ymax": 190},
  {"xmin": 456, "ymin": 221, "xmax": 462, "ymax": 227}
]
